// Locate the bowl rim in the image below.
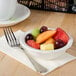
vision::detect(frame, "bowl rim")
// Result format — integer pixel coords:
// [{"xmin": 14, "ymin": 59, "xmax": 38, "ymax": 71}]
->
[{"xmin": 19, "ymin": 28, "xmax": 73, "ymax": 54}]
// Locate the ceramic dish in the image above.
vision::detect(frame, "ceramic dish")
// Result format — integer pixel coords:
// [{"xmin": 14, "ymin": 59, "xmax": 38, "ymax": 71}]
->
[
  {"xmin": 0, "ymin": 3, "xmax": 31, "ymax": 27},
  {"xmin": 19, "ymin": 28, "xmax": 73, "ymax": 60}
]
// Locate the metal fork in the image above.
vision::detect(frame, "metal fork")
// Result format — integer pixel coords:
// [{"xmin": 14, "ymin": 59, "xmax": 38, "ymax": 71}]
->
[{"xmin": 3, "ymin": 27, "xmax": 47, "ymax": 73}]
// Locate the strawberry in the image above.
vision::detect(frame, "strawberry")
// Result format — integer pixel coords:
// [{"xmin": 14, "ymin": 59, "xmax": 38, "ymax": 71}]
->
[
  {"xmin": 53, "ymin": 28, "xmax": 69, "ymax": 44},
  {"xmin": 27, "ymin": 40, "xmax": 40, "ymax": 49}
]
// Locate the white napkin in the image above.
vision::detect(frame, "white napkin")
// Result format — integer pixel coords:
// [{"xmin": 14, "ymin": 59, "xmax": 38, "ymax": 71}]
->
[{"xmin": 0, "ymin": 30, "xmax": 76, "ymax": 75}]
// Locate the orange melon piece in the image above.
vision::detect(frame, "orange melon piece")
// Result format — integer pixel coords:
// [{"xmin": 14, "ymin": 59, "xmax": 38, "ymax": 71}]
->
[
  {"xmin": 36, "ymin": 30, "xmax": 56, "ymax": 43},
  {"xmin": 45, "ymin": 38, "xmax": 55, "ymax": 44}
]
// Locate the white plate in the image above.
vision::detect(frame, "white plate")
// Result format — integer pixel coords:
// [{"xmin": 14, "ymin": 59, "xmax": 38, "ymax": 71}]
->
[{"xmin": 0, "ymin": 3, "xmax": 31, "ymax": 27}]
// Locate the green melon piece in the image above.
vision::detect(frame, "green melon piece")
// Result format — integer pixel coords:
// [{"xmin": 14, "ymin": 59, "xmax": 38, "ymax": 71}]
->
[{"xmin": 31, "ymin": 28, "xmax": 40, "ymax": 38}]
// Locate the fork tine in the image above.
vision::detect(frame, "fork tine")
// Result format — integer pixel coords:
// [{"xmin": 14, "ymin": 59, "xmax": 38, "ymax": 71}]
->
[
  {"xmin": 3, "ymin": 27, "xmax": 19, "ymax": 47},
  {"xmin": 3, "ymin": 27, "xmax": 10, "ymax": 45},
  {"xmin": 4, "ymin": 27, "xmax": 14, "ymax": 46},
  {"xmin": 9, "ymin": 27, "xmax": 20, "ymax": 46},
  {"xmin": 9, "ymin": 27, "xmax": 17, "ymax": 43},
  {"xmin": 7, "ymin": 27, "xmax": 16, "ymax": 47}
]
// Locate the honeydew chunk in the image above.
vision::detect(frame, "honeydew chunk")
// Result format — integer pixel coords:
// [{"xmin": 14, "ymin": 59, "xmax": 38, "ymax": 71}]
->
[{"xmin": 32, "ymin": 28, "xmax": 40, "ymax": 38}]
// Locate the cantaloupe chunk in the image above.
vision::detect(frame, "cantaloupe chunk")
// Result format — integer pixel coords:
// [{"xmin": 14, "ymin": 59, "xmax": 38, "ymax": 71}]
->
[
  {"xmin": 36, "ymin": 30, "xmax": 56, "ymax": 43},
  {"xmin": 45, "ymin": 38, "xmax": 55, "ymax": 44}
]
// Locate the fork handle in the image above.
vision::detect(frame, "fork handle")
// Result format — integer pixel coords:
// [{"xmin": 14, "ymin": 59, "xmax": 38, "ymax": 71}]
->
[{"xmin": 19, "ymin": 47, "xmax": 47, "ymax": 73}]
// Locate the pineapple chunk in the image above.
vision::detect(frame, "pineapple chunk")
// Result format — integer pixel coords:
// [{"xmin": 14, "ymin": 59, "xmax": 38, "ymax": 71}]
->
[{"xmin": 40, "ymin": 44, "xmax": 54, "ymax": 51}]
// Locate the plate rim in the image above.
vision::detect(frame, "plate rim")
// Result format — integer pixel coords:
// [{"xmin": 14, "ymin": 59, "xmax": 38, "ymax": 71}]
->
[{"xmin": 0, "ymin": 3, "xmax": 31, "ymax": 27}]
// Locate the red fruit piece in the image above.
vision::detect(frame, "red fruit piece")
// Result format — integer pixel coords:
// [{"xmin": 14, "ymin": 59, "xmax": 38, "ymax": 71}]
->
[
  {"xmin": 53, "ymin": 28, "xmax": 69, "ymax": 44},
  {"xmin": 54, "ymin": 39, "xmax": 66, "ymax": 49},
  {"xmin": 40, "ymin": 26, "xmax": 48, "ymax": 33},
  {"xmin": 27, "ymin": 40, "xmax": 40, "ymax": 49},
  {"xmin": 25, "ymin": 33, "xmax": 34, "ymax": 42}
]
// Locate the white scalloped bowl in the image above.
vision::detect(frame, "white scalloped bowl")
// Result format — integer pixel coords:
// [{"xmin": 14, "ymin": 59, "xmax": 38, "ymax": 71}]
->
[{"xmin": 19, "ymin": 28, "xmax": 73, "ymax": 60}]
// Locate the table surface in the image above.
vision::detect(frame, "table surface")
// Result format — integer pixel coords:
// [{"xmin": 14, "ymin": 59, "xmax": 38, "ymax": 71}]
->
[{"xmin": 0, "ymin": 10, "xmax": 76, "ymax": 76}]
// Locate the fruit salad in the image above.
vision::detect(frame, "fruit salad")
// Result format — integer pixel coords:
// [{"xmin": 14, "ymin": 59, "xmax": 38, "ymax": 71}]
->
[{"xmin": 25, "ymin": 26, "xmax": 69, "ymax": 51}]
